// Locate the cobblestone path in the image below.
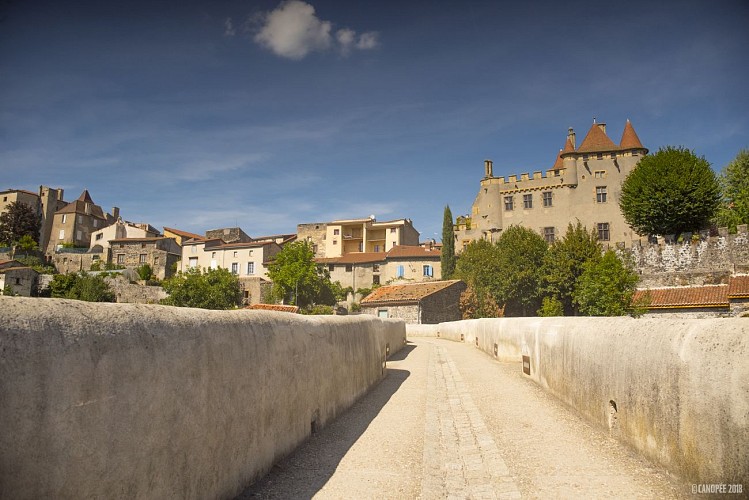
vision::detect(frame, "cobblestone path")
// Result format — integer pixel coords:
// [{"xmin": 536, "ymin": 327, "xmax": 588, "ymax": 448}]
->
[{"xmin": 238, "ymin": 338, "xmax": 690, "ymax": 499}]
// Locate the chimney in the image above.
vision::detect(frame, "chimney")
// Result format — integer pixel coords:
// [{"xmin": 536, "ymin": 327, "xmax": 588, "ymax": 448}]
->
[
  {"xmin": 484, "ymin": 159, "xmax": 493, "ymax": 177},
  {"xmin": 567, "ymin": 127, "xmax": 576, "ymax": 149},
  {"xmin": 112, "ymin": 206, "xmax": 119, "ymax": 220},
  {"xmin": 597, "ymin": 122, "xmax": 606, "ymax": 134}
]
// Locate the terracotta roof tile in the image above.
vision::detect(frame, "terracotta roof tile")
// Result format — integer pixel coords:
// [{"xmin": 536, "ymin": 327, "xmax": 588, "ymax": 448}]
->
[
  {"xmin": 619, "ymin": 119, "xmax": 646, "ymax": 150},
  {"xmin": 634, "ymin": 285, "xmax": 728, "ymax": 309},
  {"xmin": 361, "ymin": 280, "xmax": 464, "ymax": 305},
  {"xmin": 246, "ymin": 304, "xmax": 300, "ymax": 313},
  {"xmin": 728, "ymin": 275, "xmax": 749, "ymax": 298},
  {"xmin": 386, "ymin": 245, "xmax": 441, "ymax": 259},
  {"xmin": 163, "ymin": 227, "xmax": 205, "ymax": 240},
  {"xmin": 576, "ymin": 122, "xmax": 619, "ymax": 153}
]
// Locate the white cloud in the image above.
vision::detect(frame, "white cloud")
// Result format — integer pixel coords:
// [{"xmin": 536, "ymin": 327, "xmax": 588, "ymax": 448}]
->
[
  {"xmin": 224, "ymin": 17, "xmax": 236, "ymax": 37},
  {"xmin": 253, "ymin": 1, "xmax": 379, "ymax": 60}
]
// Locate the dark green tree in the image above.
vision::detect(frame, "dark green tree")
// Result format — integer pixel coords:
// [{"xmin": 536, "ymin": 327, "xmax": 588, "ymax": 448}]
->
[
  {"xmin": 161, "ymin": 267, "xmax": 242, "ymax": 309},
  {"xmin": 0, "ymin": 201, "xmax": 41, "ymax": 248},
  {"xmin": 715, "ymin": 148, "xmax": 749, "ymax": 232},
  {"xmin": 136, "ymin": 263, "xmax": 154, "ymax": 281},
  {"xmin": 266, "ymin": 241, "xmax": 337, "ymax": 307},
  {"xmin": 619, "ymin": 146, "xmax": 720, "ymax": 236},
  {"xmin": 441, "ymin": 205, "xmax": 456, "ymax": 279},
  {"xmin": 540, "ymin": 222, "xmax": 602, "ymax": 316},
  {"xmin": 574, "ymin": 250, "xmax": 642, "ymax": 317},
  {"xmin": 493, "ymin": 225, "xmax": 548, "ymax": 316},
  {"xmin": 49, "ymin": 272, "xmax": 114, "ymax": 302},
  {"xmin": 454, "ymin": 239, "xmax": 502, "ymax": 316}
]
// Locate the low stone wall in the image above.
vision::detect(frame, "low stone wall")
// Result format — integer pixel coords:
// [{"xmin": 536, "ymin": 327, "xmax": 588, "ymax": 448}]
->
[
  {"xmin": 0, "ymin": 297, "xmax": 405, "ymax": 499},
  {"xmin": 408, "ymin": 318, "xmax": 748, "ymax": 485}
]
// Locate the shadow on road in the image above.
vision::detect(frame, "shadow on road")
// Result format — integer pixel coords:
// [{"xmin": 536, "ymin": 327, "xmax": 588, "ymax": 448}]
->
[
  {"xmin": 235, "ymin": 366, "xmax": 411, "ymax": 499},
  {"xmin": 387, "ymin": 341, "xmax": 417, "ymax": 361}
]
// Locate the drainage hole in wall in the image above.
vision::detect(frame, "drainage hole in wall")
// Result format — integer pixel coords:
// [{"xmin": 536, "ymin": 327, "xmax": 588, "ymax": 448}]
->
[{"xmin": 608, "ymin": 400, "xmax": 618, "ymax": 432}]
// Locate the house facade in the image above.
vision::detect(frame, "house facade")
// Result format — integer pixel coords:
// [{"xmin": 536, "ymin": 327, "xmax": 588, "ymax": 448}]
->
[
  {"xmin": 298, "ymin": 217, "xmax": 420, "ymax": 259},
  {"xmin": 0, "ymin": 260, "xmax": 39, "ymax": 296},
  {"xmin": 455, "ymin": 120, "xmax": 648, "ymax": 252},
  {"xmin": 46, "ymin": 190, "xmax": 119, "ymax": 255},
  {"xmin": 110, "ymin": 237, "xmax": 182, "ymax": 280},
  {"xmin": 90, "ymin": 220, "xmax": 160, "ymax": 253},
  {"xmin": 179, "ymin": 238, "xmax": 283, "ymax": 305},
  {"xmin": 360, "ymin": 280, "xmax": 467, "ymax": 324}
]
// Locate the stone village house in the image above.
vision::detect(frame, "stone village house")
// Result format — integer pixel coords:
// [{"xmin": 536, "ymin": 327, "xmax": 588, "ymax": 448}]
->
[{"xmin": 360, "ymin": 280, "xmax": 467, "ymax": 324}]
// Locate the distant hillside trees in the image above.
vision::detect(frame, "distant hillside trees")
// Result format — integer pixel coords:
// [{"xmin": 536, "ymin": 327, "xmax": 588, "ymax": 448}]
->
[
  {"xmin": 441, "ymin": 205, "xmax": 456, "ymax": 279},
  {"xmin": 715, "ymin": 148, "xmax": 749, "ymax": 232},
  {"xmin": 619, "ymin": 146, "xmax": 720, "ymax": 236}
]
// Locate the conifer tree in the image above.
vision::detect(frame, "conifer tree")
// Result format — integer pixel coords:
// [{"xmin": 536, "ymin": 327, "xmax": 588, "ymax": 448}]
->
[{"xmin": 441, "ymin": 205, "xmax": 456, "ymax": 279}]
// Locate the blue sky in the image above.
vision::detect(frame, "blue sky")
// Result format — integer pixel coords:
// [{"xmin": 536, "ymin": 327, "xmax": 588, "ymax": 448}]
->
[{"xmin": 1, "ymin": 0, "xmax": 747, "ymax": 242}]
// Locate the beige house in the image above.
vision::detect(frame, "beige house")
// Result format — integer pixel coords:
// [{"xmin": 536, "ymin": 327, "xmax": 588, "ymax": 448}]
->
[
  {"xmin": 455, "ymin": 120, "xmax": 648, "ymax": 251},
  {"xmin": 319, "ymin": 244, "xmax": 441, "ymax": 291},
  {"xmin": 0, "ymin": 186, "xmax": 65, "ymax": 251},
  {"xmin": 46, "ymin": 190, "xmax": 119, "ymax": 255},
  {"xmin": 180, "ymin": 238, "xmax": 283, "ymax": 305},
  {"xmin": 90, "ymin": 220, "xmax": 160, "ymax": 253},
  {"xmin": 298, "ymin": 217, "xmax": 420, "ymax": 259}
]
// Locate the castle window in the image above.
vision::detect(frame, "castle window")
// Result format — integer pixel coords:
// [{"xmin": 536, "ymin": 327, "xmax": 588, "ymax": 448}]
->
[
  {"xmin": 610, "ymin": 153, "xmax": 616, "ymax": 159},
  {"xmin": 597, "ymin": 223, "xmax": 610, "ymax": 241},
  {"xmin": 596, "ymin": 153, "xmax": 603, "ymax": 160},
  {"xmin": 594, "ymin": 170, "xmax": 605, "ymax": 179},
  {"xmin": 139, "ymin": 254, "xmax": 147, "ymax": 264},
  {"xmin": 62, "ymin": 214, "xmax": 67, "ymax": 223},
  {"xmin": 96, "ymin": 233, "xmax": 103, "ymax": 240},
  {"xmin": 117, "ymin": 254, "xmax": 125, "ymax": 265},
  {"xmin": 523, "ymin": 194, "xmax": 533, "ymax": 209},
  {"xmin": 542, "ymin": 191, "xmax": 552, "ymax": 207},
  {"xmin": 583, "ymin": 154, "xmax": 589, "ymax": 161},
  {"xmin": 247, "ymin": 262, "xmax": 255, "ymax": 275},
  {"xmin": 345, "ymin": 264, "xmax": 353, "ymax": 272},
  {"xmin": 231, "ymin": 262, "xmax": 238, "ymax": 275},
  {"xmin": 504, "ymin": 196, "xmax": 514, "ymax": 211},
  {"xmin": 543, "ymin": 227, "xmax": 555, "ymax": 244},
  {"xmin": 373, "ymin": 264, "xmax": 380, "ymax": 272},
  {"xmin": 328, "ymin": 264, "xmax": 335, "ymax": 272},
  {"xmin": 596, "ymin": 186, "xmax": 608, "ymax": 203}
]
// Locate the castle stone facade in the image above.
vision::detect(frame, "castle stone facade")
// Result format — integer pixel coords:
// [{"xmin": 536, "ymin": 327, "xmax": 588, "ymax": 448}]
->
[{"xmin": 455, "ymin": 120, "xmax": 648, "ymax": 251}]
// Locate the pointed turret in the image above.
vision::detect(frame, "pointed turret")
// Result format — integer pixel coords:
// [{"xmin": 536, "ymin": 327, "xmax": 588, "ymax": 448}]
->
[
  {"xmin": 576, "ymin": 120, "xmax": 618, "ymax": 153},
  {"xmin": 552, "ymin": 138, "xmax": 575, "ymax": 170},
  {"xmin": 619, "ymin": 119, "xmax": 647, "ymax": 153},
  {"xmin": 76, "ymin": 189, "xmax": 95, "ymax": 203}
]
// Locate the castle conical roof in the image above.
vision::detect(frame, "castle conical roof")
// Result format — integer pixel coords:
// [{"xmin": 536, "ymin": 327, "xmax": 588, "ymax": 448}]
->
[
  {"xmin": 552, "ymin": 138, "xmax": 575, "ymax": 169},
  {"xmin": 576, "ymin": 122, "xmax": 618, "ymax": 153},
  {"xmin": 619, "ymin": 119, "xmax": 646, "ymax": 150},
  {"xmin": 76, "ymin": 189, "xmax": 94, "ymax": 203}
]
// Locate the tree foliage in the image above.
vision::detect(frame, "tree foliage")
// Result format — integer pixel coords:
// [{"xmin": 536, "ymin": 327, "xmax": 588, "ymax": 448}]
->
[
  {"xmin": 619, "ymin": 146, "xmax": 720, "ymax": 236},
  {"xmin": 493, "ymin": 225, "xmax": 548, "ymax": 316},
  {"xmin": 49, "ymin": 272, "xmax": 115, "ymax": 302},
  {"xmin": 540, "ymin": 222, "xmax": 602, "ymax": 316},
  {"xmin": 441, "ymin": 205, "xmax": 456, "ymax": 279},
  {"xmin": 574, "ymin": 250, "xmax": 642, "ymax": 316},
  {"xmin": 136, "ymin": 263, "xmax": 154, "ymax": 281},
  {"xmin": 454, "ymin": 239, "xmax": 502, "ymax": 308},
  {"xmin": 161, "ymin": 267, "xmax": 242, "ymax": 309},
  {"xmin": 266, "ymin": 241, "xmax": 338, "ymax": 307},
  {"xmin": 715, "ymin": 148, "xmax": 749, "ymax": 232},
  {"xmin": 0, "ymin": 201, "xmax": 41, "ymax": 247},
  {"xmin": 459, "ymin": 286, "xmax": 503, "ymax": 319}
]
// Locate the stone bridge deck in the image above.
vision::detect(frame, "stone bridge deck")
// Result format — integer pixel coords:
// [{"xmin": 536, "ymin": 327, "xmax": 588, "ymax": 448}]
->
[{"xmin": 239, "ymin": 338, "xmax": 690, "ymax": 499}]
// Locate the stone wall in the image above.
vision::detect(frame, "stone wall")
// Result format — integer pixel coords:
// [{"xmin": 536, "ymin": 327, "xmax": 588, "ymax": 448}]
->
[
  {"xmin": 105, "ymin": 275, "xmax": 168, "ymax": 304},
  {"xmin": 421, "ymin": 281, "xmax": 466, "ymax": 324},
  {"xmin": 296, "ymin": 222, "xmax": 328, "ymax": 258},
  {"xmin": 408, "ymin": 318, "xmax": 748, "ymax": 485},
  {"xmin": 0, "ymin": 297, "xmax": 405, "ymax": 499},
  {"xmin": 626, "ymin": 225, "xmax": 749, "ymax": 287}
]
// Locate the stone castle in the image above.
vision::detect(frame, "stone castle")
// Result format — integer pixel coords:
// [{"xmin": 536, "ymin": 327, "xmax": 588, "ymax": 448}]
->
[{"xmin": 454, "ymin": 119, "xmax": 648, "ymax": 250}]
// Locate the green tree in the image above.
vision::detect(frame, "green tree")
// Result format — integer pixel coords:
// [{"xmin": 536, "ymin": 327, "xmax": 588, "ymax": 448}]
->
[
  {"xmin": 136, "ymin": 263, "xmax": 154, "ymax": 281},
  {"xmin": 574, "ymin": 250, "xmax": 641, "ymax": 316},
  {"xmin": 454, "ymin": 239, "xmax": 502, "ymax": 313},
  {"xmin": 266, "ymin": 241, "xmax": 336, "ymax": 307},
  {"xmin": 161, "ymin": 267, "xmax": 242, "ymax": 309},
  {"xmin": 619, "ymin": 146, "xmax": 720, "ymax": 236},
  {"xmin": 493, "ymin": 225, "xmax": 548, "ymax": 316},
  {"xmin": 538, "ymin": 296, "xmax": 564, "ymax": 317},
  {"xmin": 541, "ymin": 222, "xmax": 602, "ymax": 316},
  {"xmin": 48, "ymin": 272, "xmax": 114, "ymax": 302},
  {"xmin": 459, "ymin": 285, "xmax": 502, "ymax": 319},
  {"xmin": 441, "ymin": 205, "xmax": 456, "ymax": 279},
  {"xmin": 0, "ymin": 201, "xmax": 41, "ymax": 249},
  {"xmin": 715, "ymin": 148, "xmax": 749, "ymax": 232}
]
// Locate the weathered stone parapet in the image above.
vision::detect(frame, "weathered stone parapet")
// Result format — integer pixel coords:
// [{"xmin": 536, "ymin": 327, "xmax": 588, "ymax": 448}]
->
[{"xmin": 0, "ymin": 297, "xmax": 405, "ymax": 499}]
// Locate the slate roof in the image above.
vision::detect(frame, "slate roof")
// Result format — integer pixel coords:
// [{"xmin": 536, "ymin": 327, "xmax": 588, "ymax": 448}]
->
[
  {"xmin": 245, "ymin": 304, "xmax": 300, "ymax": 313},
  {"xmin": 56, "ymin": 190, "xmax": 107, "ymax": 219},
  {"xmin": 361, "ymin": 280, "xmax": 463, "ymax": 306}
]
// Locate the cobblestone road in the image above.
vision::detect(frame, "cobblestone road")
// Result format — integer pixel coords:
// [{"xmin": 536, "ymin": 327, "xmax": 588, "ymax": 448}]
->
[{"xmin": 238, "ymin": 338, "xmax": 690, "ymax": 499}]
